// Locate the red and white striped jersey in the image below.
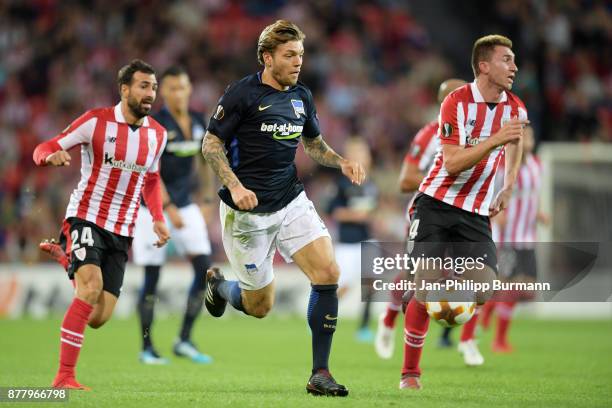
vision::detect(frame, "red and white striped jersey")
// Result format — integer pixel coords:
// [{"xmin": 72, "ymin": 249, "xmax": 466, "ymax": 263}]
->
[
  {"xmin": 56, "ymin": 103, "xmax": 167, "ymax": 237},
  {"xmin": 492, "ymin": 154, "xmax": 542, "ymax": 247},
  {"xmin": 419, "ymin": 82, "xmax": 528, "ymax": 216},
  {"xmin": 404, "ymin": 119, "xmax": 439, "ymax": 221},
  {"xmin": 404, "ymin": 119, "xmax": 440, "ymax": 173}
]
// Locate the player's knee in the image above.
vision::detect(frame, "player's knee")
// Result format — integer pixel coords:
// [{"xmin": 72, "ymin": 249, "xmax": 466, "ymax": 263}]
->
[
  {"xmin": 313, "ymin": 261, "xmax": 340, "ymax": 284},
  {"xmin": 243, "ymin": 293, "xmax": 273, "ymax": 318},
  {"xmin": 88, "ymin": 316, "xmax": 108, "ymax": 329},
  {"xmin": 475, "ymin": 288, "xmax": 494, "ymax": 305},
  {"xmin": 415, "ymin": 289, "xmax": 427, "ymax": 303},
  {"xmin": 76, "ymin": 270, "xmax": 103, "ymax": 304},
  {"xmin": 474, "ymin": 281, "xmax": 494, "ymax": 305},
  {"xmin": 248, "ymin": 303, "xmax": 272, "ymax": 319},
  {"xmin": 78, "ymin": 283, "xmax": 103, "ymax": 304}
]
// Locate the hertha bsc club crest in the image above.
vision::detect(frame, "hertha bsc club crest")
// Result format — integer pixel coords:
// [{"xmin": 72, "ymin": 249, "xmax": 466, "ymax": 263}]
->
[{"xmin": 290, "ymin": 99, "xmax": 305, "ymax": 118}]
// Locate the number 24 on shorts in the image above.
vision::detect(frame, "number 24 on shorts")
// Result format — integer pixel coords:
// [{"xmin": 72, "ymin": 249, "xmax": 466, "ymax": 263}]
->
[{"xmin": 71, "ymin": 226, "xmax": 94, "ymax": 249}]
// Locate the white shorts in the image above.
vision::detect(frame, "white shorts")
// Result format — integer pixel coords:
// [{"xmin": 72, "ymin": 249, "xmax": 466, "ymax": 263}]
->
[
  {"xmin": 335, "ymin": 243, "xmax": 362, "ymax": 288},
  {"xmin": 220, "ymin": 191, "xmax": 330, "ymax": 290},
  {"xmin": 133, "ymin": 203, "xmax": 212, "ymax": 266}
]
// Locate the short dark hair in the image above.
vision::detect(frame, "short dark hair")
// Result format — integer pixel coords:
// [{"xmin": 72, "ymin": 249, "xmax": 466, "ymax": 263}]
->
[
  {"xmin": 117, "ymin": 59, "xmax": 155, "ymax": 93},
  {"xmin": 160, "ymin": 66, "xmax": 188, "ymax": 83},
  {"xmin": 471, "ymin": 35, "xmax": 513, "ymax": 78}
]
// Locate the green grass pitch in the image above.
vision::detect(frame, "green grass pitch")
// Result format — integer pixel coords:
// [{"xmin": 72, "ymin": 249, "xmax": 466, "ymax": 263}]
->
[{"xmin": 1, "ymin": 315, "xmax": 611, "ymax": 407}]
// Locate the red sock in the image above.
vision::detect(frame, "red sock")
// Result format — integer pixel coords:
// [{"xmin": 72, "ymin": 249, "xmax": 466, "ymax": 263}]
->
[
  {"xmin": 383, "ymin": 304, "xmax": 400, "ymax": 328},
  {"xmin": 460, "ymin": 309, "xmax": 479, "ymax": 342},
  {"xmin": 480, "ymin": 301, "xmax": 496, "ymax": 329},
  {"xmin": 401, "ymin": 298, "xmax": 429, "ymax": 377},
  {"xmin": 390, "ymin": 272, "xmax": 405, "ymax": 305},
  {"xmin": 495, "ymin": 301, "xmax": 515, "ymax": 344},
  {"xmin": 383, "ymin": 272, "xmax": 407, "ymax": 328},
  {"xmin": 56, "ymin": 298, "xmax": 93, "ymax": 379}
]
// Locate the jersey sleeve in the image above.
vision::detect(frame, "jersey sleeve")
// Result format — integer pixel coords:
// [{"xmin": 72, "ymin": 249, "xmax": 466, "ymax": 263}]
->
[
  {"xmin": 142, "ymin": 172, "xmax": 164, "ymax": 222},
  {"xmin": 57, "ymin": 112, "xmax": 97, "ymax": 150},
  {"xmin": 302, "ymin": 88, "xmax": 321, "ymax": 139},
  {"xmin": 32, "ymin": 111, "xmax": 97, "ymax": 166},
  {"xmin": 404, "ymin": 123, "xmax": 434, "ymax": 167},
  {"xmin": 516, "ymin": 96, "xmax": 528, "ymax": 121},
  {"xmin": 438, "ymin": 93, "xmax": 464, "ymax": 146},
  {"xmin": 148, "ymin": 130, "xmax": 168, "ymax": 173},
  {"xmin": 207, "ymin": 83, "xmax": 243, "ymax": 142}
]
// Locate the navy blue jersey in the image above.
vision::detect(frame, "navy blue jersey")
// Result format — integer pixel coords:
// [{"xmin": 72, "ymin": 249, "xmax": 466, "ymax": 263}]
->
[
  {"xmin": 154, "ymin": 107, "xmax": 207, "ymax": 208},
  {"xmin": 327, "ymin": 176, "xmax": 378, "ymax": 243},
  {"xmin": 207, "ymin": 72, "xmax": 320, "ymax": 213}
]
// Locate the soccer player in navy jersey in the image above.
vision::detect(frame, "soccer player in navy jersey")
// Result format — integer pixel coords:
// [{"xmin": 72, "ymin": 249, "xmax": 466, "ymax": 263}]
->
[
  {"xmin": 201, "ymin": 20, "xmax": 365, "ymax": 397},
  {"xmin": 132, "ymin": 66, "xmax": 214, "ymax": 365},
  {"xmin": 327, "ymin": 138, "xmax": 378, "ymax": 343}
]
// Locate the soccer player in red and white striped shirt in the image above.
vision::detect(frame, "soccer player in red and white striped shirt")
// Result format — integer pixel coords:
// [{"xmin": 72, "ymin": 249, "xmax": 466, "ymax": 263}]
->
[
  {"xmin": 484, "ymin": 126, "xmax": 548, "ymax": 353},
  {"xmin": 32, "ymin": 60, "xmax": 170, "ymax": 390},
  {"xmin": 374, "ymin": 79, "xmax": 466, "ymax": 360},
  {"xmin": 400, "ymin": 35, "xmax": 529, "ymax": 390},
  {"xmin": 492, "ymin": 127, "xmax": 544, "ymax": 247}
]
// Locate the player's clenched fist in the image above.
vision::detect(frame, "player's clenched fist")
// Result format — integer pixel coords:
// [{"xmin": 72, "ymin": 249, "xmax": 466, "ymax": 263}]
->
[
  {"xmin": 489, "ymin": 117, "xmax": 529, "ymax": 147},
  {"xmin": 153, "ymin": 220, "xmax": 171, "ymax": 248},
  {"xmin": 489, "ymin": 187, "xmax": 513, "ymax": 218},
  {"xmin": 340, "ymin": 159, "xmax": 366, "ymax": 185},
  {"xmin": 45, "ymin": 150, "xmax": 72, "ymax": 166},
  {"xmin": 230, "ymin": 184, "xmax": 258, "ymax": 211}
]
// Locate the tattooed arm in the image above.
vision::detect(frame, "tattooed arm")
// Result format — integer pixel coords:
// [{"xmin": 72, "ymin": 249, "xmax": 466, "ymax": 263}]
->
[
  {"xmin": 301, "ymin": 135, "xmax": 344, "ymax": 168},
  {"xmin": 202, "ymin": 131, "xmax": 258, "ymax": 210},
  {"xmin": 302, "ymin": 135, "xmax": 366, "ymax": 185},
  {"xmin": 201, "ymin": 131, "xmax": 240, "ymax": 189}
]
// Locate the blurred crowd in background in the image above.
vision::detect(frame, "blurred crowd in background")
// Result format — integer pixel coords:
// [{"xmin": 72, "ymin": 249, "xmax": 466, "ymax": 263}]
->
[{"xmin": 0, "ymin": 0, "xmax": 610, "ymax": 262}]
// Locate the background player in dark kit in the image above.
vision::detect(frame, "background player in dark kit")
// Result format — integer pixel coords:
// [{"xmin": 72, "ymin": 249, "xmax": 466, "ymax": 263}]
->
[{"xmin": 132, "ymin": 66, "xmax": 214, "ymax": 365}]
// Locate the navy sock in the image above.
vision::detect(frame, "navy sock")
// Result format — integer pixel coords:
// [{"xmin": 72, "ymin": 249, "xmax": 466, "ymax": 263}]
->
[
  {"xmin": 441, "ymin": 326, "xmax": 452, "ymax": 341},
  {"xmin": 359, "ymin": 290, "xmax": 373, "ymax": 329},
  {"xmin": 217, "ymin": 280, "xmax": 244, "ymax": 312},
  {"xmin": 179, "ymin": 255, "xmax": 210, "ymax": 342},
  {"xmin": 307, "ymin": 284, "xmax": 338, "ymax": 373},
  {"xmin": 138, "ymin": 265, "xmax": 160, "ymax": 350}
]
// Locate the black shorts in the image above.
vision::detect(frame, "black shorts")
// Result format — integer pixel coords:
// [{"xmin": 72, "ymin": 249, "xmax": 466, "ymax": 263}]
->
[
  {"xmin": 408, "ymin": 193, "xmax": 497, "ymax": 272},
  {"xmin": 498, "ymin": 247, "xmax": 537, "ymax": 279},
  {"xmin": 59, "ymin": 217, "xmax": 132, "ymax": 298}
]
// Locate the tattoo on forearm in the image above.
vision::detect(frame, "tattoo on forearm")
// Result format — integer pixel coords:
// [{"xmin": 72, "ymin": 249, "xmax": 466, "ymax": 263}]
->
[
  {"xmin": 201, "ymin": 134, "xmax": 240, "ymax": 189},
  {"xmin": 302, "ymin": 136, "xmax": 343, "ymax": 168}
]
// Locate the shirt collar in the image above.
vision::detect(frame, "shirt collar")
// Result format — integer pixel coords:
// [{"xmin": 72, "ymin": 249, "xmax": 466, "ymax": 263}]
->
[
  {"xmin": 114, "ymin": 102, "xmax": 149, "ymax": 127},
  {"xmin": 470, "ymin": 81, "xmax": 507, "ymax": 103}
]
